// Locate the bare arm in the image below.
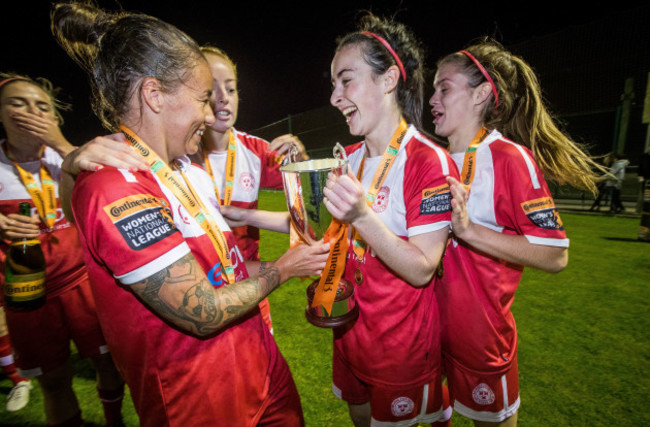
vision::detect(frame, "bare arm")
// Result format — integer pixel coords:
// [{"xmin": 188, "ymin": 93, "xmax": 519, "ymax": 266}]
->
[
  {"xmin": 59, "ymin": 134, "xmax": 150, "ymax": 222},
  {"xmin": 324, "ymin": 171, "xmax": 447, "ymax": 287},
  {"xmin": 129, "ymin": 242, "xmax": 329, "ymax": 336},
  {"xmin": 447, "ymin": 176, "xmax": 568, "ymax": 273},
  {"xmin": 219, "ymin": 205, "xmax": 290, "ymax": 233}
]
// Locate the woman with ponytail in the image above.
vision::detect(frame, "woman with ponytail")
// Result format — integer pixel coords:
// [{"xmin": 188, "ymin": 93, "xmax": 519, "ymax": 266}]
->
[
  {"xmin": 51, "ymin": 2, "xmax": 329, "ymax": 425},
  {"xmin": 430, "ymin": 39, "xmax": 602, "ymax": 426},
  {"xmin": 324, "ymin": 13, "xmax": 456, "ymax": 426}
]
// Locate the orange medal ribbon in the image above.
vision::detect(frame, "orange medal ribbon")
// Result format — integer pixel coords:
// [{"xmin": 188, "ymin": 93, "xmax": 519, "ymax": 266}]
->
[
  {"xmin": 351, "ymin": 119, "xmax": 408, "ymax": 279},
  {"xmin": 120, "ymin": 125, "xmax": 236, "ymax": 284},
  {"xmin": 203, "ymin": 130, "xmax": 237, "ymax": 206},
  {"xmin": 12, "ymin": 159, "xmax": 57, "ymax": 229},
  {"xmin": 459, "ymin": 127, "xmax": 489, "ymax": 191}
]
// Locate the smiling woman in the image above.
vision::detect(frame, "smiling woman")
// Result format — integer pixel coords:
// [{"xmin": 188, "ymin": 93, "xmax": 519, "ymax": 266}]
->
[
  {"xmin": 324, "ymin": 13, "xmax": 457, "ymax": 427},
  {"xmin": 50, "ymin": 1, "xmax": 330, "ymax": 425}
]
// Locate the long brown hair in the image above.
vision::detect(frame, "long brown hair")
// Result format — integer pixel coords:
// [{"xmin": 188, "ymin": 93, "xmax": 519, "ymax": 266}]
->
[{"xmin": 438, "ymin": 39, "xmax": 605, "ymax": 193}]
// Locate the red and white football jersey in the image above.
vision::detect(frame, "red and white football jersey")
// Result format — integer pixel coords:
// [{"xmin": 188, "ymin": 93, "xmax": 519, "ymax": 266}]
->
[
  {"xmin": 334, "ymin": 125, "xmax": 459, "ymax": 388},
  {"xmin": 0, "ymin": 143, "xmax": 87, "ymax": 299},
  {"xmin": 436, "ymin": 129, "xmax": 569, "ymax": 374},
  {"xmin": 201, "ymin": 129, "xmax": 283, "ymax": 261},
  {"xmin": 72, "ymin": 156, "xmax": 281, "ymax": 426}
]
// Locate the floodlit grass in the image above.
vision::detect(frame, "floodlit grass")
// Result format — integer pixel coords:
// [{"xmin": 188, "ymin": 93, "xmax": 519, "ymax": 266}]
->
[{"xmin": 1, "ymin": 190, "xmax": 648, "ymax": 426}]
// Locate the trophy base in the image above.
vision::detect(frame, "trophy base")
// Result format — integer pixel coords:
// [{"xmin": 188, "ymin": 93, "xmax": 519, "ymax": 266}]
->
[{"xmin": 305, "ymin": 278, "xmax": 358, "ymax": 328}]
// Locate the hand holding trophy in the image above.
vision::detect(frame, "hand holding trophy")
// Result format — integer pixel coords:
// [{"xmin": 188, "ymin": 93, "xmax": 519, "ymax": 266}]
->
[{"xmin": 281, "ymin": 144, "xmax": 358, "ymax": 328}]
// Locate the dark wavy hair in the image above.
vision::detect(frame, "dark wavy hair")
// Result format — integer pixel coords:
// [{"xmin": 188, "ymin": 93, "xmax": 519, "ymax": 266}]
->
[{"xmin": 51, "ymin": 1, "xmax": 204, "ymax": 131}]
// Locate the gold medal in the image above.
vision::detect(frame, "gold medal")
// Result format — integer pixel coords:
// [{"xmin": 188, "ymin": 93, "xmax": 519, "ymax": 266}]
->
[{"xmin": 354, "ymin": 268, "xmax": 363, "ymax": 285}]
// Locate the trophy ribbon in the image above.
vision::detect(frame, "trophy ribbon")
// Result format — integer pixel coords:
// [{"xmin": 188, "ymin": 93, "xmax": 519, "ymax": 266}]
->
[{"xmin": 310, "ymin": 218, "xmax": 349, "ymax": 315}]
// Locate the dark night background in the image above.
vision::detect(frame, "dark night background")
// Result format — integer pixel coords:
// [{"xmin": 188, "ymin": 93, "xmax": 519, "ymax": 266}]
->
[{"xmin": 2, "ymin": 1, "xmax": 650, "ymax": 162}]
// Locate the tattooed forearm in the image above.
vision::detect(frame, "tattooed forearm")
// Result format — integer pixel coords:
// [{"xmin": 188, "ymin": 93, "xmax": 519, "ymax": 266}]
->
[{"xmin": 130, "ymin": 253, "xmax": 285, "ymax": 336}]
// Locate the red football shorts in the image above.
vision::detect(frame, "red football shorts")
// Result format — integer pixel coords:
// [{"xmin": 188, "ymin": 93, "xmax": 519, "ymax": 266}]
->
[
  {"xmin": 333, "ymin": 352, "xmax": 451, "ymax": 425},
  {"xmin": 444, "ymin": 355, "xmax": 520, "ymax": 423},
  {"xmin": 5, "ymin": 279, "xmax": 108, "ymax": 377}
]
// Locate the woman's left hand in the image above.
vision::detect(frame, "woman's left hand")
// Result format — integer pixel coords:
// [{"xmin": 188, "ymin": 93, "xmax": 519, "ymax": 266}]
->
[
  {"xmin": 323, "ymin": 169, "xmax": 368, "ymax": 224},
  {"xmin": 269, "ymin": 134, "xmax": 309, "ymax": 161}
]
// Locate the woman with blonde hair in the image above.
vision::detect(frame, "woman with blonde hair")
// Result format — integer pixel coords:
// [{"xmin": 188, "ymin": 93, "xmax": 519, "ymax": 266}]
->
[{"xmin": 430, "ymin": 39, "xmax": 603, "ymax": 426}]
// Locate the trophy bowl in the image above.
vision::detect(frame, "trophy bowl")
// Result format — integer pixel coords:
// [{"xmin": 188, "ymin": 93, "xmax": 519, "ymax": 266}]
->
[{"xmin": 281, "ymin": 152, "xmax": 358, "ymax": 328}]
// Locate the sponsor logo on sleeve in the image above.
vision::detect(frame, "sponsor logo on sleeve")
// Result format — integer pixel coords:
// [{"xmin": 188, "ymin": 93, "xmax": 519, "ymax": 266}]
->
[
  {"xmin": 420, "ymin": 184, "xmax": 451, "ymax": 215},
  {"xmin": 521, "ymin": 197, "xmax": 564, "ymax": 230},
  {"xmin": 103, "ymin": 194, "xmax": 177, "ymax": 250}
]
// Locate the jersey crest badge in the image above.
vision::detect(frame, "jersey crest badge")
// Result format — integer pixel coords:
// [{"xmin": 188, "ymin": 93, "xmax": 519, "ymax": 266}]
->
[
  {"xmin": 521, "ymin": 197, "xmax": 564, "ymax": 230},
  {"xmin": 372, "ymin": 186, "xmax": 390, "ymax": 213},
  {"xmin": 391, "ymin": 396, "xmax": 415, "ymax": 417},
  {"xmin": 420, "ymin": 184, "xmax": 451, "ymax": 215},
  {"xmin": 472, "ymin": 383, "xmax": 495, "ymax": 405},
  {"xmin": 240, "ymin": 172, "xmax": 255, "ymax": 192}
]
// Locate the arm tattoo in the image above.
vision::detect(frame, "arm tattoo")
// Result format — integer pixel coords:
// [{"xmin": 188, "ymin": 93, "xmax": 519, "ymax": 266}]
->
[{"xmin": 131, "ymin": 253, "xmax": 284, "ymax": 335}]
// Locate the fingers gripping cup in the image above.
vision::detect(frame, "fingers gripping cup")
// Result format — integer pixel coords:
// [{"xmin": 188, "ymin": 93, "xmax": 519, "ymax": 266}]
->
[{"xmin": 281, "ymin": 144, "xmax": 358, "ymax": 328}]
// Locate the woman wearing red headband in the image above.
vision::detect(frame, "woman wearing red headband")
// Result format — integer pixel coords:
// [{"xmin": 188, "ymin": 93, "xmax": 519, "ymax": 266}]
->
[
  {"xmin": 0, "ymin": 73, "xmax": 125, "ymax": 426},
  {"xmin": 324, "ymin": 14, "xmax": 456, "ymax": 426},
  {"xmin": 430, "ymin": 39, "xmax": 603, "ymax": 426}
]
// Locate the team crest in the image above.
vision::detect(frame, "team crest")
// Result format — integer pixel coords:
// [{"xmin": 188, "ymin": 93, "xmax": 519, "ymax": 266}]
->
[
  {"xmin": 520, "ymin": 197, "xmax": 564, "ymax": 230},
  {"xmin": 240, "ymin": 172, "xmax": 255, "ymax": 192},
  {"xmin": 390, "ymin": 396, "xmax": 415, "ymax": 417},
  {"xmin": 472, "ymin": 383, "xmax": 495, "ymax": 405},
  {"xmin": 372, "ymin": 186, "xmax": 390, "ymax": 213}
]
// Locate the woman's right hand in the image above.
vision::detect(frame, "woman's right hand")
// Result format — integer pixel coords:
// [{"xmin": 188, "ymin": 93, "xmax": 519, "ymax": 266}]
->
[
  {"xmin": 274, "ymin": 240, "xmax": 330, "ymax": 282},
  {"xmin": 61, "ymin": 133, "xmax": 149, "ymax": 176},
  {"xmin": 0, "ymin": 212, "xmax": 40, "ymax": 241}
]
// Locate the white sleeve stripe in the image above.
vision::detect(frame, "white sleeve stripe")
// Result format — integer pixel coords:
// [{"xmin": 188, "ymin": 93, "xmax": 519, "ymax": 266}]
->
[
  {"xmin": 525, "ymin": 234, "xmax": 569, "ymax": 248},
  {"xmin": 118, "ymin": 169, "xmax": 138, "ymax": 183},
  {"xmin": 510, "ymin": 143, "xmax": 540, "ymax": 189},
  {"xmin": 115, "ymin": 242, "xmax": 191, "ymax": 285},
  {"xmin": 413, "ymin": 132, "xmax": 450, "ymax": 175},
  {"xmin": 409, "ymin": 221, "xmax": 450, "ymax": 237}
]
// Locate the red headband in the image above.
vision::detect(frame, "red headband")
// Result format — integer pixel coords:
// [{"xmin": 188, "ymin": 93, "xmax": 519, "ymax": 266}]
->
[
  {"xmin": 0, "ymin": 78, "xmax": 20, "ymax": 90},
  {"xmin": 362, "ymin": 31, "xmax": 406, "ymax": 82},
  {"xmin": 459, "ymin": 50, "xmax": 499, "ymax": 107}
]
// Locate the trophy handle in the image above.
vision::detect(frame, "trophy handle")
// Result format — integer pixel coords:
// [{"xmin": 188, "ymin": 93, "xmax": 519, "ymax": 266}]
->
[
  {"xmin": 281, "ymin": 144, "xmax": 299, "ymax": 166},
  {"xmin": 333, "ymin": 142, "xmax": 349, "ymax": 175}
]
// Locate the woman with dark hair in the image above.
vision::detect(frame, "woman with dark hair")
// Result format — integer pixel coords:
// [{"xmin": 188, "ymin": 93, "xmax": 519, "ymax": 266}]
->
[
  {"xmin": 430, "ymin": 39, "xmax": 604, "ymax": 426},
  {"xmin": 51, "ymin": 2, "xmax": 329, "ymax": 425},
  {"xmin": 0, "ymin": 73, "xmax": 124, "ymax": 426},
  {"xmin": 323, "ymin": 14, "xmax": 456, "ymax": 426}
]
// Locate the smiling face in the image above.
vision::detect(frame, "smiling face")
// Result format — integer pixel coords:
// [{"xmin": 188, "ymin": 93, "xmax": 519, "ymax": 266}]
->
[
  {"xmin": 0, "ymin": 80, "xmax": 57, "ymax": 142},
  {"xmin": 161, "ymin": 60, "xmax": 215, "ymax": 159},
  {"xmin": 205, "ymin": 53, "xmax": 238, "ymax": 135},
  {"xmin": 330, "ymin": 44, "xmax": 388, "ymax": 139}
]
